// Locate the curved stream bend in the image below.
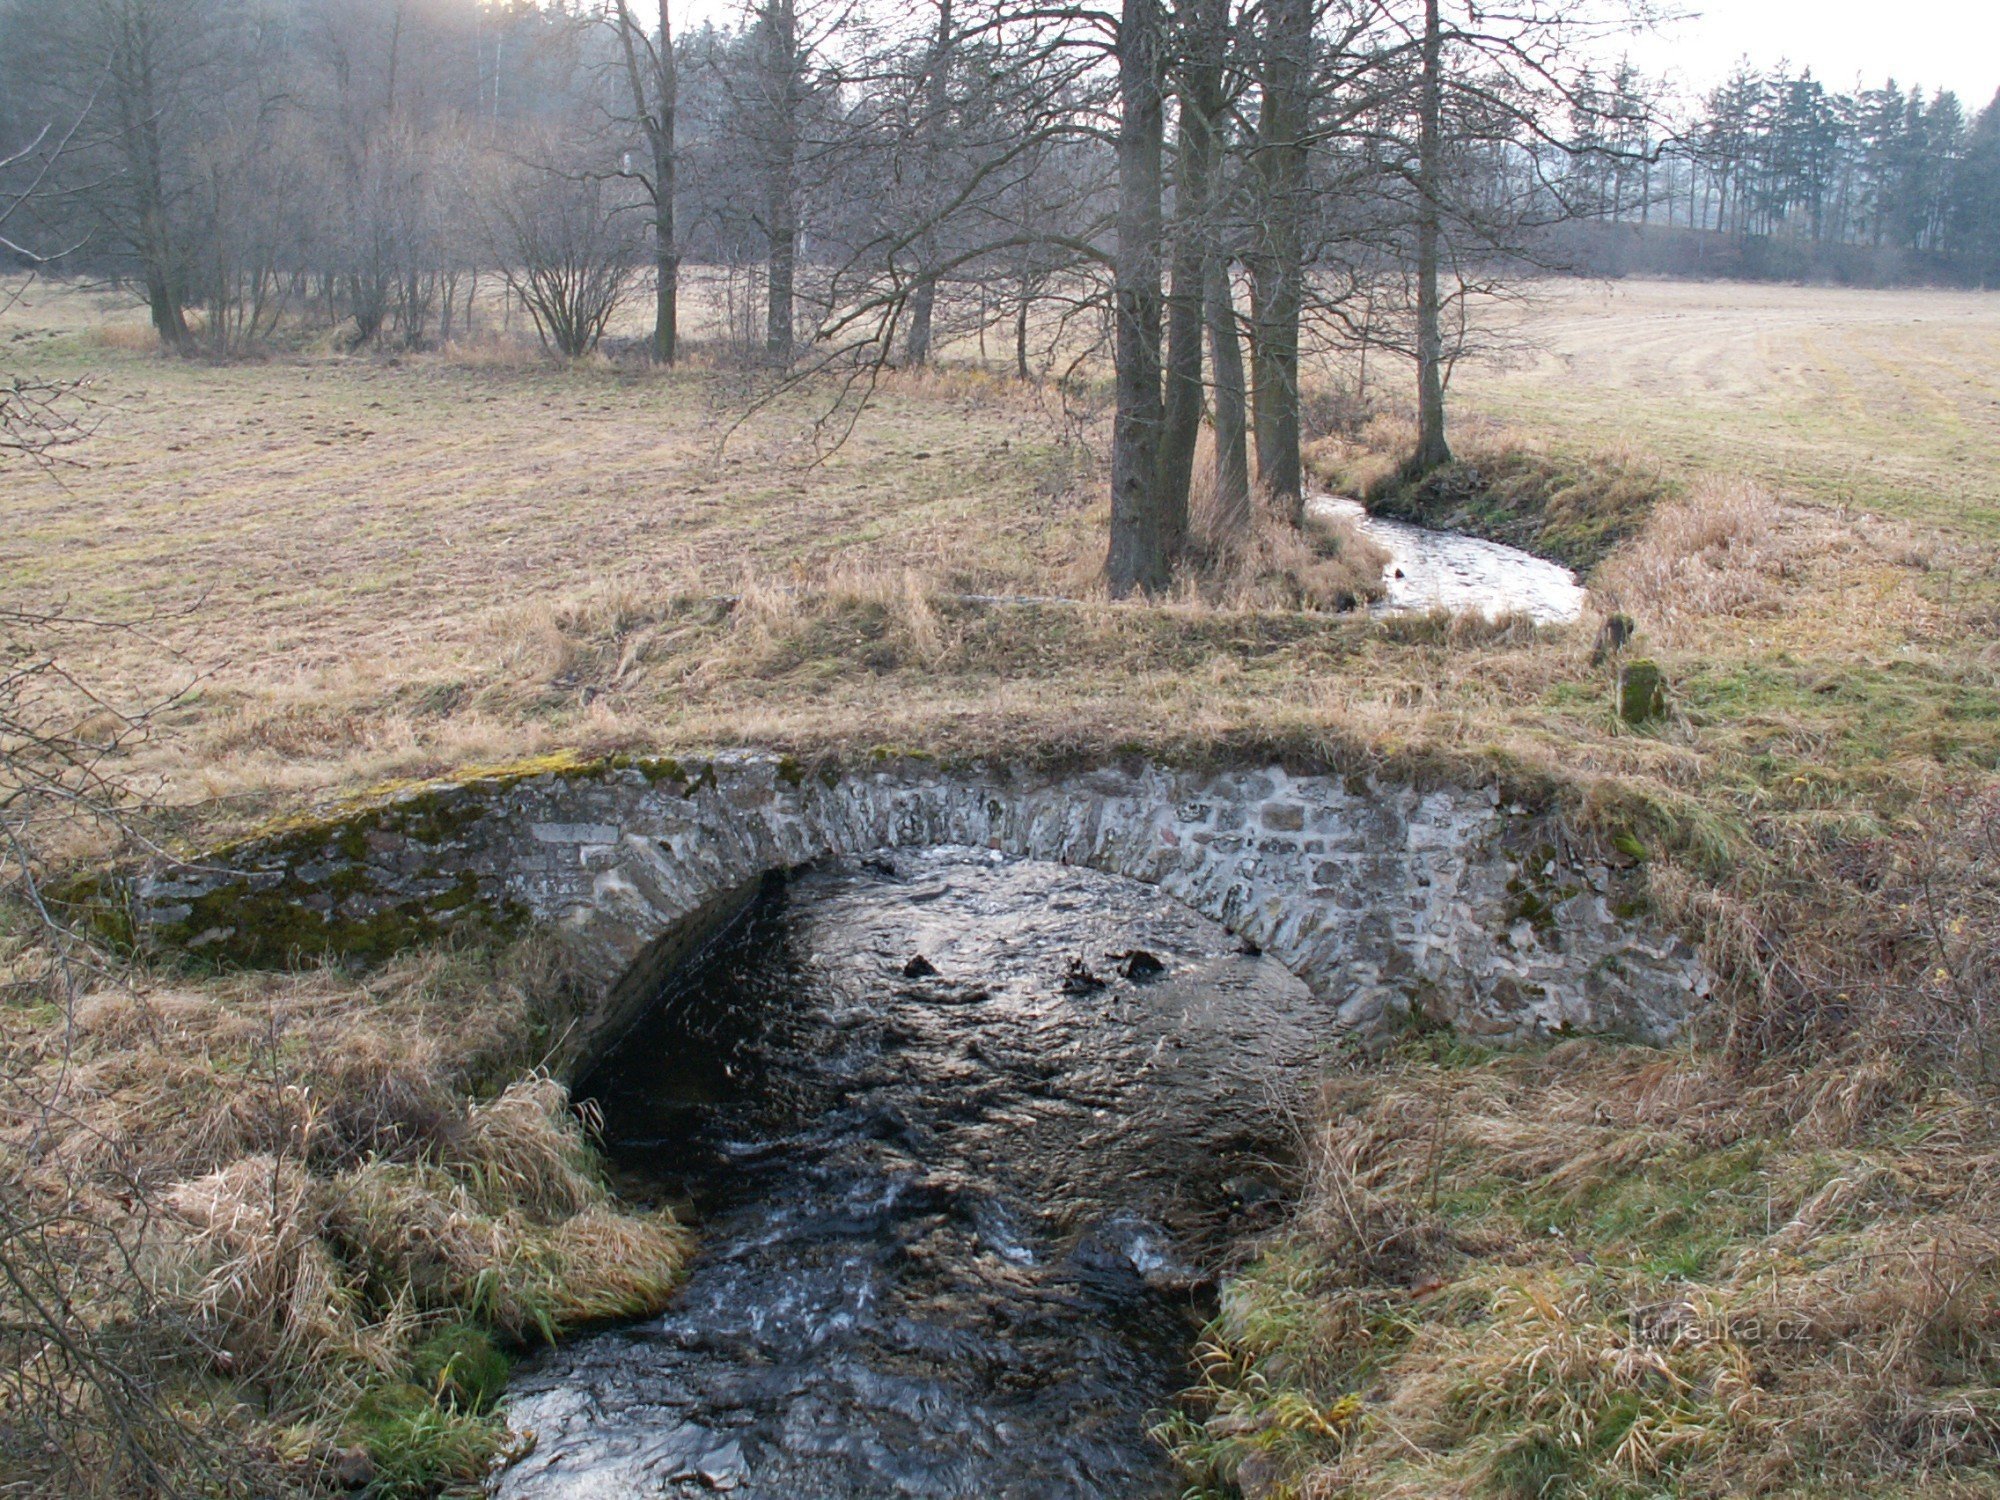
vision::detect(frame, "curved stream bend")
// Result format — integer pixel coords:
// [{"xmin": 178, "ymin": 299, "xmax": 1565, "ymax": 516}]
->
[
  {"xmin": 495, "ymin": 848, "xmax": 1321, "ymax": 1499},
  {"xmin": 1311, "ymin": 494, "xmax": 1588, "ymax": 624}
]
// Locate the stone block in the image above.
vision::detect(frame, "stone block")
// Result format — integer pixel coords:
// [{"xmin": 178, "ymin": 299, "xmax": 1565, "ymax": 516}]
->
[{"xmin": 531, "ymin": 823, "xmax": 622, "ymax": 845}]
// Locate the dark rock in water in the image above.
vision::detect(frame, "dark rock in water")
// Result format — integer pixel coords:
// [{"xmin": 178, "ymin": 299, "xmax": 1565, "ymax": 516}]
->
[
  {"xmin": 1070, "ymin": 1214, "xmax": 1205, "ymax": 1293},
  {"xmin": 327, "ymin": 1446, "xmax": 373, "ymax": 1491},
  {"xmin": 1221, "ymin": 1172, "xmax": 1281, "ymax": 1208},
  {"xmin": 1059, "ymin": 956, "xmax": 1106, "ymax": 993},
  {"xmin": 1112, "ymin": 949, "xmax": 1167, "ymax": 981},
  {"xmin": 1235, "ymin": 934, "xmax": 1262, "ymax": 956},
  {"xmin": 901, "ymin": 954, "xmax": 938, "ymax": 978},
  {"xmin": 1617, "ymin": 658, "xmax": 1669, "ymax": 726}
]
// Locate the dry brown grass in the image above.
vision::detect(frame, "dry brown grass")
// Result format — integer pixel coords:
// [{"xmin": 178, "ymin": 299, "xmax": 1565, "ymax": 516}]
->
[
  {"xmin": 1174, "ymin": 1037, "xmax": 2000, "ymax": 1499},
  {"xmin": 1446, "ymin": 278, "xmax": 2000, "ymax": 537},
  {"xmin": 0, "ymin": 937, "xmax": 688, "ymax": 1494},
  {"xmin": 1172, "ymin": 432, "xmax": 1393, "ymax": 612},
  {"xmin": 1594, "ymin": 477, "xmax": 1796, "ymax": 642},
  {"xmin": 3, "ymin": 275, "xmax": 1991, "ymax": 866},
  {"xmin": 7, "ymin": 275, "xmax": 2000, "ymax": 1497}
]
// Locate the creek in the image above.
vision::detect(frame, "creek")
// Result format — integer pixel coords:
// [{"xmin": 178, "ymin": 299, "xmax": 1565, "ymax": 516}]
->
[
  {"xmin": 494, "ymin": 846, "xmax": 1326, "ymax": 1498},
  {"xmin": 1311, "ymin": 493, "xmax": 1589, "ymax": 624}
]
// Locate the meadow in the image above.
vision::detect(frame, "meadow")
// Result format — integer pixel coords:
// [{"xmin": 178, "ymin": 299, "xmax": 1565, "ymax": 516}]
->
[
  {"xmin": 1457, "ymin": 278, "xmax": 2000, "ymax": 535},
  {"xmin": 6, "ymin": 273, "xmax": 1995, "ymax": 839},
  {"xmin": 7, "ymin": 272, "xmax": 2000, "ymax": 1497}
]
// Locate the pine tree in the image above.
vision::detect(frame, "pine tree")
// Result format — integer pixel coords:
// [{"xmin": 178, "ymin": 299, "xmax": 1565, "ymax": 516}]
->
[{"xmin": 1954, "ymin": 91, "xmax": 2000, "ymax": 283}]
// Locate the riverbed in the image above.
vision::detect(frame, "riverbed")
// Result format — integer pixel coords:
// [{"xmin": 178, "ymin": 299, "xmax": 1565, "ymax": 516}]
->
[{"xmin": 495, "ymin": 848, "xmax": 1325, "ymax": 1498}]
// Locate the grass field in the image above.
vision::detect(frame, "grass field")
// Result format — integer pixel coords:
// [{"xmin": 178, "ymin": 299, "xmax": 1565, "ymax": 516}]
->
[
  {"xmin": 1456, "ymin": 278, "xmax": 2000, "ymax": 535},
  {"xmin": 7, "ymin": 273, "xmax": 2000, "ymax": 1497},
  {"xmin": 5, "ymin": 273, "xmax": 1996, "ymax": 840}
]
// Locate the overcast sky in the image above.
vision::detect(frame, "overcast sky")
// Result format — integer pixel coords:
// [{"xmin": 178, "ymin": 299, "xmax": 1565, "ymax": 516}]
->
[
  {"xmin": 1611, "ymin": 0, "xmax": 2000, "ymax": 107},
  {"xmin": 660, "ymin": 0, "xmax": 2000, "ymax": 111}
]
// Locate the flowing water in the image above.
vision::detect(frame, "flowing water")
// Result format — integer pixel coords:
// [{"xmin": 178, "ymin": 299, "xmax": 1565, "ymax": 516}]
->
[
  {"xmin": 495, "ymin": 847, "xmax": 1325, "ymax": 1499},
  {"xmin": 1311, "ymin": 494, "xmax": 1589, "ymax": 624}
]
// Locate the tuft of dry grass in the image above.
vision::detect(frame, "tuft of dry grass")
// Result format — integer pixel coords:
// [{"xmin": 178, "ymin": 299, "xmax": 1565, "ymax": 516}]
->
[
  {"xmin": 2, "ymin": 938, "xmax": 688, "ymax": 1495},
  {"xmin": 1595, "ymin": 477, "xmax": 1795, "ymax": 641},
  {"xmin": 1173, "ymin": 432, "xmax": 1392, "ymax": 612},
  {"xmin": 320, "ymin": 1078, "xmax": 687, "ymax": 1344},
  {"xmin": 162, "ymin": 1153, "xmax": 405, "ymax": 1397}
]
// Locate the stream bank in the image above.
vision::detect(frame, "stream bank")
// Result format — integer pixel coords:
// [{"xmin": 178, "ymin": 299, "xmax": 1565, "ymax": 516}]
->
[{"xmin": 1311, "ymin": 494, "xmax": 1588, "ymax": 625}]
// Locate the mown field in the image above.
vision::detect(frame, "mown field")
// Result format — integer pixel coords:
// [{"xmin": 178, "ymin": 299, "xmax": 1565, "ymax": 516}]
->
[
  {"xmin": 1458, "ymin": 278, "xmax": 2000, "ymax": 535},
  {"xmin": 6, "ymin": 274, "xmax": 2000, "ymax": 1498}
]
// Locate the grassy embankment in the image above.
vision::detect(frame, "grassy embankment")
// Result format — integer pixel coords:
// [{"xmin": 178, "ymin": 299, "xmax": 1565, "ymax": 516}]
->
[
  {"xmin": 1179, "ymin": 281, "xmax": 2000, "ymax": 1499},
  {"xmin": 3, "ymin": 275, "xmax": 2000, "ymax": 1495}
]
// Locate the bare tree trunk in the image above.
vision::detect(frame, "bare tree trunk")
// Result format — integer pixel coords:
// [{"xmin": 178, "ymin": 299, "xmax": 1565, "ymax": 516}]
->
[
  {"xmin": 1411, "ymin": 0, "xmax": 1453, "ymax": 472},
  {"xmin": 614, "ymin": 0, "xmax": 680, "ymax": 365},
  {"xmin": 117, "ymin": 6, "xmax": 189, "ymax": 348},
  {"xmin": 1156, "ymin": 0, "xmax": 1225, "ymax": 560},
  {"xmin": 767, "ymin": 200, "xmax": 795, "ymax": 359},
  {"xmin": 761, "ymin": 0, "xmax": 799, "ymax": 360},
  {"xmin": 1015, "ymin": 273, "xmax": 1032, "ymax": 380},
  {"xmin": 1249, "ymin": 0, "xmax": 1308, "ymax": 517},
  {"xmin": 1105, "ymin": 0, "xmax": 1169, "ymax": 597},
  {"xmin": 903, "ymin": 0, "xmax": 952, "ymax": 366},
  {"xmin": 655, "ymin": 201, "xmax": 679, "ymax": 364},
  {"xmin": 1206, "ymin": 257, "xmax": 1251, "ymax": 538},
  {"xmin": 905, "ymin": 275, "xmax": 935, "ymax": 366}
]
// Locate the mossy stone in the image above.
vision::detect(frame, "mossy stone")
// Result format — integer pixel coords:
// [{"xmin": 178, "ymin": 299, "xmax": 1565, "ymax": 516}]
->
[{"xmin": 1618, "ymin": 659, "xmax": 1669, "ymax": 726}]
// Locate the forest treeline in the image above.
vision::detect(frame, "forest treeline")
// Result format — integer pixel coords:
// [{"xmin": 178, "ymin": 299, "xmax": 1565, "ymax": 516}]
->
[
  {"xmin": 1557, "ymin": 60, "xmax": 2000, "ymax": 286},
  {"xmin": 2, "ymin": 0, "xmax": 1998, "ymax": 591}
]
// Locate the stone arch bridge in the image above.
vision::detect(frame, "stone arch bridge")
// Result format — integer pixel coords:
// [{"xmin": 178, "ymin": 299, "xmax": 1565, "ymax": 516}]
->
[{"xmin": 132, "ymin": 752, "xmax": 1705, "ymax": 1058}]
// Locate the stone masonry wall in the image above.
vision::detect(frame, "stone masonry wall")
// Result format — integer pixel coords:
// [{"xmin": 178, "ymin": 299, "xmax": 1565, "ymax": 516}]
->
[{"xmin": 133, "ymin": 752, "xmax": 1707, "ymax": 1053}]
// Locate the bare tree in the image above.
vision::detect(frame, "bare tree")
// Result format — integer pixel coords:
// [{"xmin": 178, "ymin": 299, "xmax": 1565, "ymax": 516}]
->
[
  {"xmin": 608, "ymin": 0, "xmax": 682, "ymax": 364},
  {"xmin": 900, "ymin": 0, "xmax": 954, "ymax": 365},
  {"xmin": 1410, "ymin": 0, "xmax": 1449, "ymax": 470},
  {"xmin": 491, "ymin": 149, "xmax": 639, "ymax": 358},
  {"xmin": 749, "ymin": 0, "xmax": 804, "ymax": 358},
  {"xmin": 2, "ymin": 120, "xmax": 92, "ymax": 466},
  {"xmin": 1246, "ymin": 0, "xmax": 1311, "ymax": 517},
  {"xmin": 0, "ymin": 0, "xmax": 253, "ymax": 348},
  {"xmin": 1154, "ymin": 0, "xmax": 1227, "ymax": 557},
  {"xmin": 1366, "ymin": 0, "xmax": 1659, "ymax": 476}
]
